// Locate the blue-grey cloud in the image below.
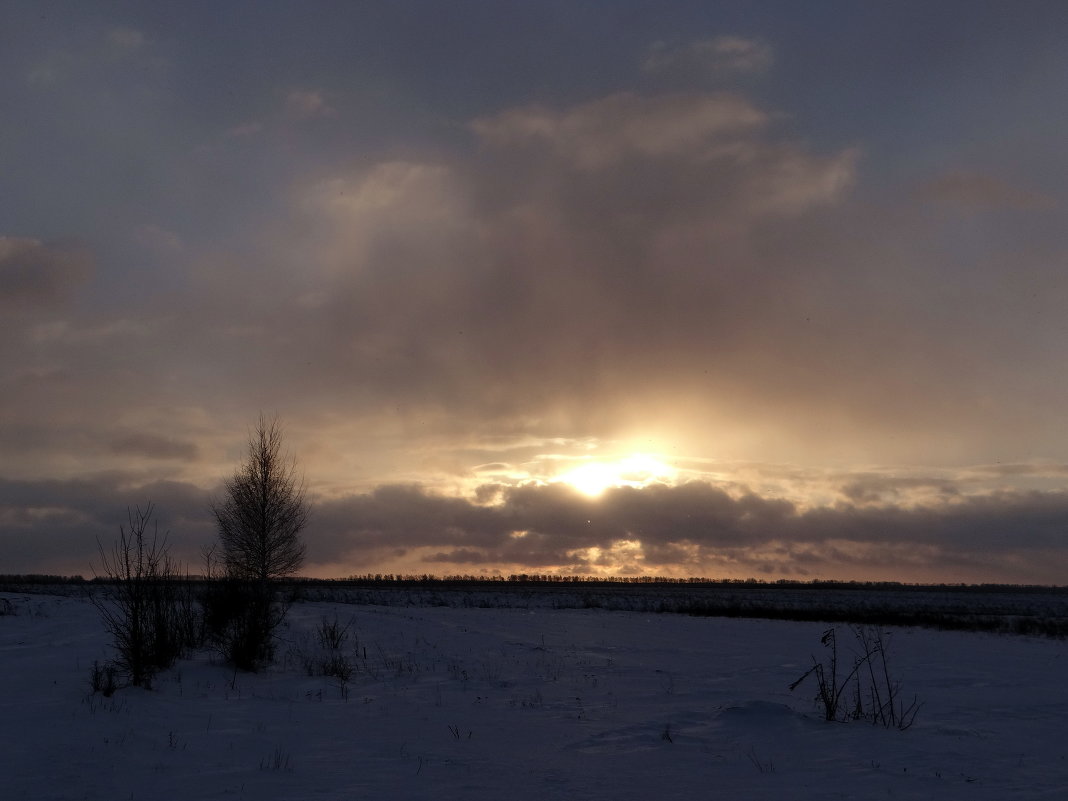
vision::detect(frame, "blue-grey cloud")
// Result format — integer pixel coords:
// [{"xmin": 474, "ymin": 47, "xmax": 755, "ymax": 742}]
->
[
  {"xmin": 0, "ymin": 475, "xmax": 215, "ymax": 576},
  {"xmin": 642, "ymin": 37, "xmax": 774, "ymax": 80},
  {"xmin": 0, "ymin": 238, "xmax": 92, "ymax": 309}
]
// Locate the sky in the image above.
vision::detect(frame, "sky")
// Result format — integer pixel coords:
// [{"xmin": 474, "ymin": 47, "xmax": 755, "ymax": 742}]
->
[{"xmin": 4, "ymin": 1, "xmax": 1068, "ymax": 583}]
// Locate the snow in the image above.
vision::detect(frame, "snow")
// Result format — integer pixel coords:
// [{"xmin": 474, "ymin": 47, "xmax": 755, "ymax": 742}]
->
[{"xmin": 2, "ymin": 591, "xmax": 1067, "ymax": 799}]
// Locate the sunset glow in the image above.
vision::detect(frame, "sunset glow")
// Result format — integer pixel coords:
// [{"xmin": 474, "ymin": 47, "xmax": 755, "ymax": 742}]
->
[{"xmin": 555, "ymin": 454, "xmax": 678, "ymax": 497}]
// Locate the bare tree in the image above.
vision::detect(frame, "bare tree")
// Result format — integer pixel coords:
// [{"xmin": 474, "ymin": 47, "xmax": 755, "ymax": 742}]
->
[
  {"xmin": 209, "ymin": 414, "xmax": 309, "ymax": 669},
  {"xmin": 212, "ymin": 413, "xmax": 308, "ymax": 585}
]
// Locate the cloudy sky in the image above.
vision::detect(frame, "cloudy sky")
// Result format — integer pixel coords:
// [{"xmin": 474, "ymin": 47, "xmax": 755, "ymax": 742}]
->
[{"xmin": 5, "ymin": 1, "xmax": 1068, "ymax": 583}]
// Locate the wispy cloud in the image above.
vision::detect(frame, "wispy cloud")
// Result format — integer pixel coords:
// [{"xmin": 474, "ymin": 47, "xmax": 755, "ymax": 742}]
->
[
  {"xmin": 285, "ymin": 89, "xmax": 336, "ymax": 119},
  {"xmin": 133, "ymin": 223, "xmax": 184, "ymax": 252},
  {"xmin": 919, "ymin": 170, "xmax": 1057, "ymax": 211},
  {"xmin": 110, "ymin": 433, "xmax": 200, "ymax": 462},
  {"xmin": 106, "ymin": 27, "xmax": 147, "ymax": 54},
  {"xmin": 471, "ymin": 92, "xmax": 770, "ymax": 168},
  {"xmin": 642, "ymin": 36, "xmax": 774, "ymax": 79},
  {"xmin": 27, "ymin": 26, "xmax": 152, "ymax": 86},
  {"xmin": 225, "ymin": 122, "xmax": 263, "ymax": 138}
]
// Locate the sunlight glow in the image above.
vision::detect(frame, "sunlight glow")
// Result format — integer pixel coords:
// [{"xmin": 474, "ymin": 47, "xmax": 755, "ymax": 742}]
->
[{"xmin": 555, "ymin": 453, "xmax": 677, "ymax": 497}]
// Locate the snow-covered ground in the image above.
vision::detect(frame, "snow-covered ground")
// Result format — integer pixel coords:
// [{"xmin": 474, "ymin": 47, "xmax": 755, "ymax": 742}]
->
[{"xmin": 2, "ymin": 592, "xmax": 1066, "ymax": 800}]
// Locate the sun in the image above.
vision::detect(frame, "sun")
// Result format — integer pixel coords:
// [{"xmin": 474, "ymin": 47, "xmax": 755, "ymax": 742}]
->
[{"xmin": 555, "ymin": 453, "xmax": 677, "ymax": 497}]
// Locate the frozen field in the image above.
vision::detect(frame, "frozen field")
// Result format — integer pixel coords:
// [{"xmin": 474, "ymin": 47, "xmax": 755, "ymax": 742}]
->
[{"xmin": 2, "ymin": 591, "xmax": 1067, "ymax": 800}]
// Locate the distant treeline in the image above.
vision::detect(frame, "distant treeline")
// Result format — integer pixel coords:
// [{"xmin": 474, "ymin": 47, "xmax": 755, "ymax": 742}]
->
[
  {"xmin": 0, "ymin": 574, "xmax": 87, "ymax": 584},
  {"xmin": 3, "ymin": 572, "xmax": 1067, "ymax": 594},
  {"xmin": 327, "ymin": 574, "xmax": 1068, "ymax": 594},
  {"xmin": 6, "ymin": 572, "xmax": 1068, "ymax": 637}
]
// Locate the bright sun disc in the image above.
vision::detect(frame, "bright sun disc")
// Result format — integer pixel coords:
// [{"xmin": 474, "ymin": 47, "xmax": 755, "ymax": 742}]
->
[{"xmin": 555, "ymin": 454, "xmax": 677, "ymax": 497}]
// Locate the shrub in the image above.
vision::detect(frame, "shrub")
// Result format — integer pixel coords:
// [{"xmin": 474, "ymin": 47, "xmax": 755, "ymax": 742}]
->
[
  {"xmin": 89, "ymin": 504, "xmax": 198, "ymax": 688},
  {"xmin": 89, "ymin": 660, "xmax": 120, "ymax": 697},
  {"xmin": 316, "ymin": 615, "xmax": 357, "ymax": 681},
  {"xmin": 789, "ymin": 625, "xmax": 921, "ymax": 730},
  {"xmin": 292, "ymin": 614, "xmax": 359, "ymax": 687},
  {"xmin": 200, "ymin": 577, "xmax": 278, "ymax": 671}
]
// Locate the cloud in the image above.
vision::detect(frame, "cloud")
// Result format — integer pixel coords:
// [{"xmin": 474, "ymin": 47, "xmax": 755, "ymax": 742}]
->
[
  {"xmin": 110, "ymin": 433, "xmax": 200, "ymax": 461},
  {"xmin": 285, "ymin": 89, "xmax": 336, "ymax": 119},
  {"xmin": 838, "ymin": 474, "xmax": 961, "ymax": 506},
  {"xmin": 643, "ymin": 37, "xmax": 774, "ymax": 79},
  {"xmin": 0, "ymin": 237, "xmax": 92, "ymax": 309},
  {"xmin": 0, "ymin": 80, "xmax": 1061, "ymax": 582},
  {"xmin": 15, "ymin": 84, "xmax": 859, "ymax": 492},
  {"xmin": 6, "ymin": 466, "xmax": 1068, "ymax": 582},
  {"xmin": 271, "ymin": 89, "xmax": 859, "ymax": 450},
  {"xmin": 27, "ymin": 26, "xmax": 153, "ymax": 86},
  {"xmin": 26, "ymin": 54, "xmax": 67, "ymax": 87},
  {"xmin": 302, "ymin": 480, "xmax": 1068, "ymax": 583},
  {"xmin": 106, "ymin": 27, "xmax": 147, "ymax": 54},
  {"xmin": 225, "ymin": 122, "xmax": 263, "ymax": 138},
  {"xmin": 133, "ymin": 224, "xmax": 184, "ymax": 252},
  {"xmin": 306, "ymin": 481, "xmax": 776, "ymax": 571},
  {"xmin": 470, "ymin": 92, "xmax": 770, "ymax": 169},
  {"xmin": 26, "ymin": 317, "xmax": 151, "ymax": 345},
  {"xmin": 0, "ymin": 77, "xmax": 1046, "ymax": 513},
  {"xmin": 5, "ymin": 7, "xmax": 1068, "ymax": 587},
  {"xmin": 0, "ymin": 475, "xmax": 215, "ymax": 576},
  {"xmin": 467, "ymin": 92, "xmax": 856, "ymax": 230},
  {"xmin": 966, "ymin": 462, "xmax": 1068, "ymax": 479},
  {"xmin": 919, "ymin": 170, "xmax": 1057, "ymax": 211}
]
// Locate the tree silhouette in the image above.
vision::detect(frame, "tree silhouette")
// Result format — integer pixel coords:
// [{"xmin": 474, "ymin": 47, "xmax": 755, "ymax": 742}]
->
[
  {"xmin": 210, "ymin": 414, "xmax": 308, "ymax": 669},
  {"xmin": 213, "ymin": 413, "xmax": 308, "ymax": 584}
]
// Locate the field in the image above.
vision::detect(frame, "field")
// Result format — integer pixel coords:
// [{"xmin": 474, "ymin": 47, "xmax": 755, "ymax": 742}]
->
[{"xmin": 2, "ymin": 588, "xmax": 1067, "ymax": 799}]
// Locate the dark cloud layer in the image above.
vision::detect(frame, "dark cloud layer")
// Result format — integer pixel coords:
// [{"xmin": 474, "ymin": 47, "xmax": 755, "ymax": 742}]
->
[
  {"xmin": 8, "ymin": 470, "xmax": 1068, "ymax": 584},
  {"xmin": 303, "ymin": 481, "xmax": 1068, "ymax": 584},
  {"xmin": 0, "ymin": 476, "xmax": 215, "ymax": 577}
]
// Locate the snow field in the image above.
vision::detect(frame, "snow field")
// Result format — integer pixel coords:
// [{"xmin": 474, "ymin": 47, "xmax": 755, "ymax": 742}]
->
[{"xmin": 1, "ymin": 592, "xmax": 1067, "ymax": 799}]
